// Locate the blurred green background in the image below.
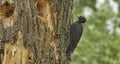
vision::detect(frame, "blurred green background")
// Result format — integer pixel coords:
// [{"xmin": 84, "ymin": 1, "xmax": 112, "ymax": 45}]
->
[{"xmin": 71, "ymin": 0, "xmax": 120, "ymax": 64}]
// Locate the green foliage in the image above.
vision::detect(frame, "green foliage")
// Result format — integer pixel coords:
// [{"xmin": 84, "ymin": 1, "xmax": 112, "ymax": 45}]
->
[
  {"xmin": 114, "ymin": 0, "xmax": 120, "ymax": 16},
  {"xmin": 71, "ymin": 0, "xmax": 120, "ymax": 64}
]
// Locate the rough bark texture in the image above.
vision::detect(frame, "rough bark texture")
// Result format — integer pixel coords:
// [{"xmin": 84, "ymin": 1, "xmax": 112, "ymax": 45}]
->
[{"xmin": 0, "ymin": 0, "xmax": 73, "ymax": 64}]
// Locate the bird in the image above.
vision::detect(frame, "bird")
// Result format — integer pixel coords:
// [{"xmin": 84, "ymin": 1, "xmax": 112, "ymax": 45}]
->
[{"xmin": 66, "ymin": 16, "xmax": 86, "ymax": 60}]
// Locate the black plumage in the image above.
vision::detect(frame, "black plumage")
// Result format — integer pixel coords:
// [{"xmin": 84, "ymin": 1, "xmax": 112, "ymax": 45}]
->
[{"xmin": 66, "ymin": 16, "xmax": 86, "ymax": 56}]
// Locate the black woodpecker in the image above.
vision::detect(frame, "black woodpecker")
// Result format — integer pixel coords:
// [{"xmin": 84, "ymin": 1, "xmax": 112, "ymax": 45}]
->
[{"xmin": 66, "ymin": 16, "xmax": 86, "ymax": 57}]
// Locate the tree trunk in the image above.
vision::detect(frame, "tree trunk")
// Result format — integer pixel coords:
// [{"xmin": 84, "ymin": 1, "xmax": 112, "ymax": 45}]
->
[{"xmin": 0, "ymin": 0, "xmax": 73, "ymax": 64}]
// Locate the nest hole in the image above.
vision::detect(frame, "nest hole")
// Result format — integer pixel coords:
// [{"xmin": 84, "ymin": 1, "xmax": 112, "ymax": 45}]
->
[
  {"xmin": 0, "ymin": 1, "xmax": 15, "ymax": 18},
  {"xmin": 37, "ymin": 0, "xmax": 50, "ymax": 21}
]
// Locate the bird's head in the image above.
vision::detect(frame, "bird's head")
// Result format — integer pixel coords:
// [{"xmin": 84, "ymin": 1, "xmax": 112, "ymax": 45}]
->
[{"xmin": 78, "ymin": 16, "xmax": 86, "ymax": 23}]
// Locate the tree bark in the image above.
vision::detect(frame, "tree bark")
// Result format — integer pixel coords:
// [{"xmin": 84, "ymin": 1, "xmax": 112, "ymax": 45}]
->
[{"xmin": 0, "ymin": 0, "xmax": 73, "ymax": 64}]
